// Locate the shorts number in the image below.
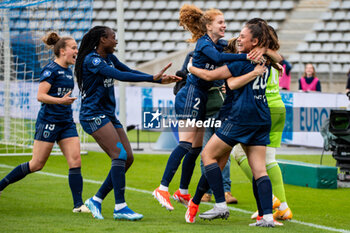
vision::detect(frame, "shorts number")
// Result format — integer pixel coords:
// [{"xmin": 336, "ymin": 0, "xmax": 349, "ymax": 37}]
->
[
  {"xmin": 45, "ymin": 124, "xmax": 55, "ymax": 131},
  {"xmin": 193, "ymin": 97, "xmax": 200, "ymax": 110}
]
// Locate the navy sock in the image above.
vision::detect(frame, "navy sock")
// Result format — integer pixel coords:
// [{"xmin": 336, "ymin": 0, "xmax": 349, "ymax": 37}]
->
[
  {"xmin": 161, "ymin": 141, "xmax": 192, "ymax": 187},
  {"xmin": 256, "ymin": 176, "xmax": 273, "ymax": 215},
  {"xmin": 204, "ymin": 163, "xmax": 225, "ymax": 203},
  {"xmin": 192, "ymin": 175, "xmax": 210, "ymax": 205},
  {"xmin": 110, "ymin": 159, "xmax": 126, "ymax": 204},
  {"xmin": 69, "ymin": 167, "xmax": 83, "ymax": 208},
  {"xmin": 180, "ymin": 147, "xmax": 202, "ymax": 189},
  {"xmin": 0, "ymin": 162, "xmax": 30, "ymax": 191},
  {"xmin": 252, "ymin": 177, "xmax": 263, "ymax": 217},
  {"xmin": 96, "ymin": 171, "xmax": 113, "ymax": 200}
]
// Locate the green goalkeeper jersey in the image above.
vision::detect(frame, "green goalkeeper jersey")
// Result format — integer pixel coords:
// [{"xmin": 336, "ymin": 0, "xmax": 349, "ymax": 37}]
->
[{"xmin": 266, "ymin": 67, "xmax": 285, "ymax": 113}]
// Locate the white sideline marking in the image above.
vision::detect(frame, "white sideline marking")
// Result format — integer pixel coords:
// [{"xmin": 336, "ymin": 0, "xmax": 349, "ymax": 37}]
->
[{"xmin": 0, "ymin": 164, "xmax": 349, "ymax": 233}]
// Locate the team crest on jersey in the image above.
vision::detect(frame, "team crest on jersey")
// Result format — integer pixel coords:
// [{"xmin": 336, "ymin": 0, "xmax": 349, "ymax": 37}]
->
[
  {"xmin": 43, "ymin": 70, "xmax": 51, "ymax": 77},
  {"xmin": 92, "ymin": 58, "xmax": 101, "ymax": 66}
]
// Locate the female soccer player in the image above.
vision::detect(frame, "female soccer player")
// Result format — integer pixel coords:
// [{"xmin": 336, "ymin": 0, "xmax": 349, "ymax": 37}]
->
[
  {"xmin": 153, "ymin": 4, "xmax": 260, "ymax": 211},
  {"xmin": 185, "ymin": 21, "xmax": 281, "ymax": 227},
  {"xmin": 233, "ymin": 23, "xmax": 293, "ymax": 222},
  {"xmin": 0, "ymin": 32, "xmax": 90, "ymax": 213},
  {"xmin": 74, "ymin": 26, "xmax": 180, "ymax": 221}
]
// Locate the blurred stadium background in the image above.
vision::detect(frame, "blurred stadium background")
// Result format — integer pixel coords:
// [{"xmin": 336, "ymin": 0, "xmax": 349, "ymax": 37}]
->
[
  {"xmin": 1, "ymin": 0, "xmax": 349, "ymax": 153},
  {"xmin": 90, "ymin": 0, "xmax": 350, "ymax": 93},
  {"xmin": 1, "ymin": 0, "xmax": 349, "ymax": 91}
]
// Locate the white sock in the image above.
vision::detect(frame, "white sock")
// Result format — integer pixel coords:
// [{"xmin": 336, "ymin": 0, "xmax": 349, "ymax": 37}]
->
[
  {"xmin": 279, "ymin": 202, "xmax": 289, "ymax": 211},
  {"xmin": 92, "ymin": 195, "xmax": 102, "ymax": 203},
  {"xmin": 215, "ymin": 201, "xmax": 227, "ymax": 209},
  {"xmin": 159, "ymin": 184, "xmax": 168, "ymax": 192},
  {"xmin": 115, "ymin": 202, "xmax": 127, "ymax": 211},
  {"xmin": 263, "ymin": 214, "xmax": 273, "ymax": 222},
  {"xmin": 179, "ymin": 188, "xmax": 188, "ymax": 195}
]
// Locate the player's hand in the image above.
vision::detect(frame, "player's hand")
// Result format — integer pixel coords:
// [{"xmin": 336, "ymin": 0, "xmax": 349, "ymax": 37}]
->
[
  {"xmin": 248, "ymin": 47, "xmax": 266, "ymax": 64},
  {"xmin": 59, "ymin": 91, "xmax": 77, "ymax": 105},
  {"xmin": 220, "ymin": 84, "xmax": 226, "ymax": 94},
  {"xmin": 273, "ymin": 63, "xmax": 284, "ymax": 74},
  {"xmin": 160, "ymin": 74, "xmax": 182, "ymax": 84},
  {"xmin": 347, "ymin": 91, "xmax": 350, "ymax": 101},
  {"xmin": 153, "ymin": 63, "xmax": 172, "ymax": 81},
  {"xmin": 253, "ymin": 62, "xmax": 267, "ymax": 76}
]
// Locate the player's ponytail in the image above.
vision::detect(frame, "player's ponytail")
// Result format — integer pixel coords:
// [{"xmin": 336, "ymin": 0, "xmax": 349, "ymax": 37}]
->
[
  {"xmin": 179, "ymin": 4, "xmax": 204, "ymax": 42},
  {"xmin": 179, "ymin": 4, "xmax": 223, "ymax": 43},
  {"xmin": 267, "ymin": 25, "xmax": 280, "ymax": 51},
  {"xmin": 75, "ymin": 26, "xmax": 108, "ymax": 90},
  {"xmin": 42, "ymin": 32, "xmax": 73, "ymax": 58}
]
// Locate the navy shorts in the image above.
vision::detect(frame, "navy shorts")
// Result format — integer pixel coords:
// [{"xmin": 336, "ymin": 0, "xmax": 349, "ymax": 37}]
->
[
  {"xmin": 216, "ymin": 121, "xmax": 271, "ymax": 147},
  {"xmin": 175, "ymin": 83, "xmax": 207, "ymax": 121},
  {"xmin": 80, "ymin": 115, "xmax": 123, "ymax": 135},
  {"xmin": 34, "ymin": 121, "xmax": 78, "ymax": 143}
]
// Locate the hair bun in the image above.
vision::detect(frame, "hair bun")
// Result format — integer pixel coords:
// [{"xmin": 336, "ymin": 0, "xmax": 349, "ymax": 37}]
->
[{"xmin": 43, "ymin": 32, "xmax": 60, "ymax": 46}]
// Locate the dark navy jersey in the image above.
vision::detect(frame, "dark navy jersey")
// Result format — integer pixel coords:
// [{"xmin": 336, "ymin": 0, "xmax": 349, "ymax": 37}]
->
[
  {"xmin": 225, "ymin": 61, "xmax": 271, "ymax": 125},
  {"xmin": 79, "ymin": 51, "xmax": 156, "ymax": 120},
  {"xmin": 213, "ymin": 79, "xmax": 224, "ymax": 88},
  {"xmin": 37, "ymin": 61, "xmax": 74, "ymax": 123},
  {"xmin": 188, "ymin": 34, "xmax": 247, "ymax": 91}
]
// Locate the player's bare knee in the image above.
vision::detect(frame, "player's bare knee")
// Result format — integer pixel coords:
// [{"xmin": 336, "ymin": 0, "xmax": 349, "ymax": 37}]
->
[
  {"xmin": 29, "ymin": 161, "xmax": 45, "ymax": 172},
  {"xmin": 105, "ymin": 146, "xmax": 120, "ymax": 160},
  {"xmin": 202, "ymin": 156, "xmax": 216, "ymax": 166},
  {"xmin": 252, "ymin": 168, "xmax": 267, "ymax": 180},
  {"xmin": 68, "ymin": 155, "xmax": 81, "ymax": 168}
]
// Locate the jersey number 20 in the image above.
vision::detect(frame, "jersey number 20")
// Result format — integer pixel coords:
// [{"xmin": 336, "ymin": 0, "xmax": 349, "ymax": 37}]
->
[{"xmin": 252, "ymin": 71, "xmax": 269, "ymax": 90}]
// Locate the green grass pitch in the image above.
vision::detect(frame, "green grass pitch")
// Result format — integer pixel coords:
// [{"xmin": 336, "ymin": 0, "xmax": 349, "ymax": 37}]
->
[{"xmin": 0, "ymin": 152, "xmax": 349, "ymax": 233}]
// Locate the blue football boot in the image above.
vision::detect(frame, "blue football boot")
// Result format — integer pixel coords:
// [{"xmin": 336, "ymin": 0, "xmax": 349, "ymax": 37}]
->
[
  {"xmin": 113, "ymin": 206, "xmax": 143, "ymax": 221},
  {"xmin": 84, "ymin": 198, "xmax": 104, "ymax": 220}
]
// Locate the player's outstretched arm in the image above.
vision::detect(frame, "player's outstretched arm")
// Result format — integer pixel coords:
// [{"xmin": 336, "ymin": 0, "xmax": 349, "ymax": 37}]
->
[
  {"xmin": 98, "ymin": 64, "xmax": 155, "ymax": 82},
  {"xmin": 152, "ymin": 63, "xmax": 182, "ymax": 84},
  {"xmin": 248, "ymin": 47, "xmax": 282, "ymax": 64},
  {"xmin": 201, "ymin": 45, "xmax": 248, "ymax": 63},
  {"xmin": 189, "ymin": 65, "xmax": 232, "ymax": 81},
  {"xmin": 226, "ymin": 63, "xmax": 267, "ymax": 90}
]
